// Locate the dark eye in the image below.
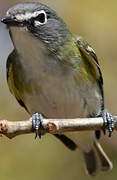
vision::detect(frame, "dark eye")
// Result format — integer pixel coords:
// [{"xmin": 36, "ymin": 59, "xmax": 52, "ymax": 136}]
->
[{"xmin": 35, "ymin": 13, "xmax": 46, "ymax": 24}]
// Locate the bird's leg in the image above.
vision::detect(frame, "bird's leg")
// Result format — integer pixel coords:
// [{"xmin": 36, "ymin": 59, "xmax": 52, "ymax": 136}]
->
[
  {"xmin": 102, "ymin": 109, "xmax": 115, "ymax": 137},
  {"xmin": 32, "ymin": 113, "xmax": 45, "ymax": 139}
]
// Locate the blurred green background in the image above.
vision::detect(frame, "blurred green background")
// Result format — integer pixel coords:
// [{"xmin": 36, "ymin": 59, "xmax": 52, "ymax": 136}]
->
[{"xmin": 0, "ymin": 0, "xmax": 117, "ymax": 179}]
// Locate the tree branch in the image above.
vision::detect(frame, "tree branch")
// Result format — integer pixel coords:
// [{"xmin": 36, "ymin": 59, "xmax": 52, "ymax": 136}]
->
[{"xmin": 0, "ymin": 116, "xmax": 117, "ymax": 139}]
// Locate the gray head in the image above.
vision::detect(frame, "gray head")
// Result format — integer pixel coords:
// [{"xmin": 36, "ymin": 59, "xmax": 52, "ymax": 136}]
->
[{"xmin": 1, "ymin": 2, "xmax": 70, "ymax": 52}]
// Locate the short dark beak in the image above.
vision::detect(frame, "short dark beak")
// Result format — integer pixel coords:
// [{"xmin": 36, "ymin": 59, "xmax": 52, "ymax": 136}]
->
[{"xmin": 1, "ymin": 16, "xmax": 14, "ymax": 24}]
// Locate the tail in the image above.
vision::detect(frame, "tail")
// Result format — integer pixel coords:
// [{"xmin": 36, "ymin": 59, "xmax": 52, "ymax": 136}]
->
[
  {"xmin": 54, "ymin": 132, "xmax": 112, "ymax": 176},
  {"xmin": 83, "ymin": 141, "xmax": 113, "ymax": 176}
]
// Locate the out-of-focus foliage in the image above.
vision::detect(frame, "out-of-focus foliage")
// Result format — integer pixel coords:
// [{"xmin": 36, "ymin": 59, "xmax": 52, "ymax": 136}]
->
[{"xmin": 0, "ymin": 0, "xmax": 117, "ymax": 179}]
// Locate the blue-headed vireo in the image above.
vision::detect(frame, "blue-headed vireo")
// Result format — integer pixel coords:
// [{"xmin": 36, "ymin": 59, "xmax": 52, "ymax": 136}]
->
[{"xmin": 1, "ymin": 2, "xmax": 114, "ymax": 176}]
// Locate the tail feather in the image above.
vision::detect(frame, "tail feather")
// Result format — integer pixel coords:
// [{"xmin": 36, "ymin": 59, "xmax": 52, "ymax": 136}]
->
[
  {"xmin": 94, "ymin": 141, "xmax": 113, "ymax": 171},
  {"xmin": 83, "ymin": 141, "xmax": 112, "ymax": 176},
  {"xmin": 83, "ymin": 148, "xmax": 98, "ymax": 176}
]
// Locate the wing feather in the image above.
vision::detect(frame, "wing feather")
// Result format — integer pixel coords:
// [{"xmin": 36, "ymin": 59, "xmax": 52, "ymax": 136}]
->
[
  {"xmin": 77, "ymin": 36, "xmax": 103, "ymax": 85},
  {"xmin": 7, "ymin": 50, "xmax": 28, "ymax": 111},
  {"xmin": 77, "ymin": 36, "xmax": 104, "ymax": 103}
]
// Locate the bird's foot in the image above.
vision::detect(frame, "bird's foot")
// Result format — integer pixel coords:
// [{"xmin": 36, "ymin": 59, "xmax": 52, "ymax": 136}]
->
[
  {"xmin": 32, "ymin": 113, "xmax": 45, "ymax": 139},
  {"xmin": 102, "ymin": 109, "xmax": 115, "ymax": 137}
]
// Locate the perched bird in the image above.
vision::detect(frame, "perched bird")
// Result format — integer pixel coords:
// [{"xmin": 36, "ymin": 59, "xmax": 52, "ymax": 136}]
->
[{"xmin": 1, "ymin": 2, "xmax": 114, "ymax": 176}]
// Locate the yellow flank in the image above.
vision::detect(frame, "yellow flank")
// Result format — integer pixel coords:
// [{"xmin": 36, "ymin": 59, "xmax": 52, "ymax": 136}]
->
[{"xmin": 7, "ymin": 63, "xmax": 23, "ymax": 102}]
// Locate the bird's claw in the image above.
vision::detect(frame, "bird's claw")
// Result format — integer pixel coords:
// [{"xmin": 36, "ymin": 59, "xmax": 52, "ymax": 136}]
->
[
  {"xmin": 32, "ymin": 113, "xmax": 45, "ymax": 139},
  {"xmin": 102, "ymin": 109, "xmax": 115, "ymax": 137}
]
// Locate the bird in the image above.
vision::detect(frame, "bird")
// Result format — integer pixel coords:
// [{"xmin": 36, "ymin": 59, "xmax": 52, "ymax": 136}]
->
[{"xmin": 1, "ymin": 2, "xmax": 114, "ymax": 176}]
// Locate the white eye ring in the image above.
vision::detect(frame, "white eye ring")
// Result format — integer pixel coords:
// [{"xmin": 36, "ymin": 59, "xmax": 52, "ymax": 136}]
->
[{"xmin": 34, "ymin": 10, "xmax": 47, "ymax": 26}]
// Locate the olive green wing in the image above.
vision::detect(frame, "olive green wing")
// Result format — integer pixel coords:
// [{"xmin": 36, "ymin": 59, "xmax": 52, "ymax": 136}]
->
[
  {"xmin": 77, "ymin": 36, "xmax": 104, "ymax": 139},
  {"xmin": 77, "ymin": 36, "xmax": 104, "ymax": 99},
  {"xmin": 7, "ymin": 50, "xmax": 28, "ymax": 112}
]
